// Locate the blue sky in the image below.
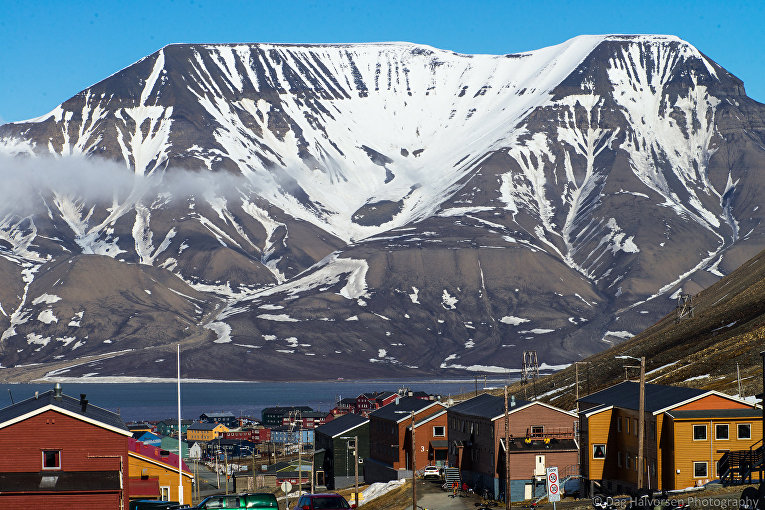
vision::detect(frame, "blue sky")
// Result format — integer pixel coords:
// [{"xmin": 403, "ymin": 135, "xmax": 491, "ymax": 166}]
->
[{"xmin": 1, "ymin": 0, "xmax": 763, "ymax": 123}]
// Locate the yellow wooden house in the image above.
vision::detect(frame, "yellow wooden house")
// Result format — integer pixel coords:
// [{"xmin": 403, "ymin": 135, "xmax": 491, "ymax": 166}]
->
[
  {"xmin": 579, "ymin": 381, "xmax": 761, "ymax": 494},
  {"xmin": 128, "ymin": 438, "xmax": 193, "ymax": 503},
  {"xmin": 186, "ymin": 421, "xmax": 229, "ymax": 442}
]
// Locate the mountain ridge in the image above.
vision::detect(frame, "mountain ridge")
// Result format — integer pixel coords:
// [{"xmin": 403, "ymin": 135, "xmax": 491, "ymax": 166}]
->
[{"xmin": 1, "ymin": 35, "xmax": 764, "ymax": 381}]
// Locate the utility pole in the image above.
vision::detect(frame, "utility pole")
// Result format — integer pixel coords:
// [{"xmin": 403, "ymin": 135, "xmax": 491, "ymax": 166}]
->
[
  {"xmin": 504, "ymin": 385, "xmax": 511, "ymax": 510},
  {"xmin": 637, "ymin": 356, "xmax": 645, "ymax": 490},
  {"xmin": 252, "ymin": 448, "xmax": 257, "ymax": 491},
  {"xmin": 224, "ymin": 450, "xmax": 229, "ymax": 494},
  {"xmin": 412, "ymin": 411, "xmax": 417, "ymax": 510},
  {"xmin": 215, "ymin": 443, "xmax": 221, "ymax": 489},
  {"xmin": 354, "ymin": 435, "xmax": 359, "ymax": 508},
  {"xmin": 311, "ymin": 433, "xmax": 315, "ymax": 494},
  {"xmin": 298, "ymin": 419, "xmax": 303, "ymax": 493},
  {"xmin": 475, "ymin": 376, "xmax": 479, "ymax": 397},
  {"xmin": 737, "ymin": 363, "xmax": 743, "ymax": 397}
]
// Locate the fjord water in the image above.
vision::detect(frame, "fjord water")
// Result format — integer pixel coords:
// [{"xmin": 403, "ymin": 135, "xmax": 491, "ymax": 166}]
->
[{"xmin": 0, "ymin": 379, "xmax": 507, "ymax": 421}]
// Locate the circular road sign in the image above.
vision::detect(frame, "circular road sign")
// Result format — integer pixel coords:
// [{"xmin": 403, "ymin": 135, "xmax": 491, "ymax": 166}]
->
[
  {"xmin": 281, "ymin": 481, "xmax": 293, "ymax": 493},
  {"xmin": 548, "ymin": 471, "xmax": 558, "ymax": 484},
  {"xmin": 549, "ymin": 483, "xmax": 559, "ymax": 495}
]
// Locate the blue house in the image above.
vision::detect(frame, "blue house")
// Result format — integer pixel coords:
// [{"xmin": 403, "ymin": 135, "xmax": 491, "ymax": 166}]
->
[
  {"xmin": 271, "ymin": 426, "xmax": 314, "ymax": 445},
  {"xmin": 134, "ymin": 431, "xmax": 162, "ymax": 447}
]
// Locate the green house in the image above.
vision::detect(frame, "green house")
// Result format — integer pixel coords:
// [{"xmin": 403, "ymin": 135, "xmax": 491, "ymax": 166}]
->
[{"xmin": 314, "ymin": 414, "xmax": 369, "ymax": 490}]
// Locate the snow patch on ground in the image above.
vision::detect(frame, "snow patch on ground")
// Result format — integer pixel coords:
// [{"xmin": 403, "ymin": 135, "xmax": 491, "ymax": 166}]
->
[
  {"xmin": 206, "ymin": 321, "xmax": 232, "ymax": 343},
  {"xmin": 500, "ymin": 316, "xmax": 530, "ymax": 326}
]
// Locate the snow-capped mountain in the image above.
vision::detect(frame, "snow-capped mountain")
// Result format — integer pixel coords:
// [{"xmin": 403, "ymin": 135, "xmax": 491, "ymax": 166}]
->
[{"xmin": 1, "ymin": 35, "xmax": 764, "ymax": 381}]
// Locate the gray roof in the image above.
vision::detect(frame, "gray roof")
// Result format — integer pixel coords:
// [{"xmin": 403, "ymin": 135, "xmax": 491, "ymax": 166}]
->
[
  {"xmin": 450, "ymin": 393, "xmax": 531, "ymax": 420},
  {"xmin": 201, "ymin": 412, "xmax": 235, "ymax": 418},
  {"xmin": 188, "ymin": 422, "xmax": 221, "ymax": 431},
  {"xmin": 369, "ymin": 397, "xmax": 438, "ymax": 422},
  {"xmin": 262, "ymin": 406, "xmax": 313, "ymax": 414},
  {"xmin": 0, "ymin": 389, "xmax": 128, "ymax": 433},
  {"xmin": 316, "ymin": 413, "xmax": 368, "ymax": 438},
  {"xmin": 666, "ymin": 408, "xmax": 761, "ymax": 419},
  {"xmin": 579, "ymin": 381, "xmax": 708, "ymax": 413}
]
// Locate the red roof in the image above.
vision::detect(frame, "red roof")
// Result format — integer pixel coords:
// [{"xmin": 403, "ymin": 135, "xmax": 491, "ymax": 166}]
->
[{"xmin": 129, "ymin": 438, "xmax": 191, "ymax": 474}]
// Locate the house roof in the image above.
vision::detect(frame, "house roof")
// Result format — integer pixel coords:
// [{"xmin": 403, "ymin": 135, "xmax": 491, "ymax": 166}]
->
[
  {"xmin": 188, "ymin": 422, "xmax": 222, "ymax": 431},
  {"xmin": 0, "ymin": 470, "xmax": 121, "ymax": 492},
  {"xmin": 449, "ymin": 393, "xmax": 532, "ymax": 421},
  {"xmin": 339, "ymin": 398, "xmax": 357, "ymax": 405},
  {"xmin": 263, "ymin": 406, "xmax": 313, "ymax": 415},
  {"xmin": 129, "ymin": 438, "xmax": 192, "ymax": 477},
  {"xmin": 316, "ymin": 413, "xmax": 368, "ymax": 438},
  {"xmin": 0, "ymin": 389, "xmax": 129, "ymax": 436},
  {"xmin": 370, "ymin": 397, "xmax": 440, "ymax": 422},
  {"xmin": 411, "ymin": 408, "xmax": 447, "ymax": 428},
  {"xmin": 666, "ymin": 408, "xmax": 764, "ymax": 420},
  {"xmin": 578, "ymin": 381, "xmax": 708, "ymax": 414},
  {"xmin": 201, "ymin": 412, "xmax": 236, "ymax": 419}
]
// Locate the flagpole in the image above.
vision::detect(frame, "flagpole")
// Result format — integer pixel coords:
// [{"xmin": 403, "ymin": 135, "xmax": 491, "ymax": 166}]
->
[{"xmin": 178, "ymin": 344, "xmax": 183, "ymax": 504}]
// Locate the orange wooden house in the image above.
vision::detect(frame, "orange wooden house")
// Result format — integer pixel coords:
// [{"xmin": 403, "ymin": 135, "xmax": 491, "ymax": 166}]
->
[{"xmin": 579, "ymin": 381, "xmax": 762, "ymax": 495}]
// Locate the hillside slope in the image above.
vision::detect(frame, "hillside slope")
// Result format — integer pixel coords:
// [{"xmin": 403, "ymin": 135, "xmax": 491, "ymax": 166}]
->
[{"xmin": 500, "ymin": 247, "xmax": 765, "ymax": 409}]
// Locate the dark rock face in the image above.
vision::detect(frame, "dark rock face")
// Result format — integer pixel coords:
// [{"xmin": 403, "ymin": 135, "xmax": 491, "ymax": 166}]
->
[{"xmin": 1, "ymin": 36, "xmax": 764, "ymax": 381}]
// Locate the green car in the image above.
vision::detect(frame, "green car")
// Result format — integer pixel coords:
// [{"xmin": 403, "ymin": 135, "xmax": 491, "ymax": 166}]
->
[{"xmin": 194, "ymin": 493, "xmax": 279, "ymax": 509}]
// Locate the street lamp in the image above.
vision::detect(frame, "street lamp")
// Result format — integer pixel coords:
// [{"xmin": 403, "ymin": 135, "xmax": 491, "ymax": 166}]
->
[{"xmin": 616, "ymin": 355, "xmax": 646, "ymax": 490}]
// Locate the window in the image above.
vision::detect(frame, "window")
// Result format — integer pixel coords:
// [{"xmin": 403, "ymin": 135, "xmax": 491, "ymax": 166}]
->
[
  {"xmin": 160, "ymin": 486, "xmax": 170, "ymax": 500},
  {"xmin": 433, "ymin": 426, "xmax": 445, "ymax": 437},
  {"xmin": 626, "ymin": 419, "xmax": 630, "ymax": 434},
  {"xmin": 593, "ymin": 444, "xmax": 606, "ymax": 459},
  {"xmin": 715, "ymin": 424, "xmax": 729, "ymax": 440},
  {"xmin": 617, "ymin": 417, "xmax": 622, "ymax": 432},
  {"xmin": 531, "ymin": 426, "xmax": 544, "ymax": 436},
  {"xmin": 42, "ymin": 450, "xmax": 61, "ymax": 470},
  {"xmin": 634, "ymin": 419, "xmax": 638, "ymax": 436},
  {"xmin": 738, "ymin": 424, "xmax": 751, "ymax": 440},
  {"xmin": 693, "ymin": 424, "xmax": 707, "ymax": 440},
  {"xmin": 617, "ymin": 451, "xmax": 622, "ymax": 467},
  {"xmin": 626, "ymin": 454, "xmax": 631, "ymax": 469},
  {"xmin": 693, "ymin": 462, "xmax": 708, "ymax": 478}
]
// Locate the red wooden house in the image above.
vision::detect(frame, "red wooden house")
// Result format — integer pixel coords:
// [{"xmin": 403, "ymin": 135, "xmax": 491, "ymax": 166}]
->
[
  {"xmin": 356, "ymin": 392, "xmax": 398, "ymax": 416},
  {"xmin": 0, "ymin": 384, "xmax": 132, "ymax": 509}
]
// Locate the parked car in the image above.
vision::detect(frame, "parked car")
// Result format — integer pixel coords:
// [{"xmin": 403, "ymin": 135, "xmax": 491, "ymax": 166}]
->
[
  {"xmin": 423, "ymin": 465, "xmax": 442, "ymax": 480},
  {"xmin": 292, "ymin": 493, "xmax": 355, "ymax": 509},
  {"xmin": 194, "ymin": 493, "xmax": 278, "ymax": 509}
]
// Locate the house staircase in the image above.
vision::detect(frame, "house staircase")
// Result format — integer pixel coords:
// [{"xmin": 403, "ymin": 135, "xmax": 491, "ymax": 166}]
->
[{"xmin": 720, "ymin": 439, "xmax": 764, "ymax": 486}]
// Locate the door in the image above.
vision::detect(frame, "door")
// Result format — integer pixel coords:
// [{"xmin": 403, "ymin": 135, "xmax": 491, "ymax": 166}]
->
[
  {"xmin": 534, "ymin": 455, "xmax": 546, "ymax": 477},
  {"xmin": 525, "ymin": 483, "xmax": 534, "ymax": 500}
]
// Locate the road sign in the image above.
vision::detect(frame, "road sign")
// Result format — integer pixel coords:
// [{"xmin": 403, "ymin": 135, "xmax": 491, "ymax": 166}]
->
[
  {"xmin": 280, "ymin": 481, "xmax": 293, "ymax": 494},
  {"xmin": 546, "ymin": 467, "xmax": 560, "ymax": 503}
]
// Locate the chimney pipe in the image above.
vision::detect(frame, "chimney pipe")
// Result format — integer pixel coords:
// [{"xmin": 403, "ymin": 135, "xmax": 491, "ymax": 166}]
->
[
  {"xmin": 80, "ymin": 394, "xmax": 88, "ymax": 413},
  {"xmin": 53, "ymin": 383, "xmax": 62, "ymax": 399}
]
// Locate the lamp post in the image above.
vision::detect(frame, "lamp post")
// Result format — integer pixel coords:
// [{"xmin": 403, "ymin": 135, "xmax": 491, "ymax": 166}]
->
[{"xmin": 617, "ymin": 355, "xmax": 646, "ymax": 490}]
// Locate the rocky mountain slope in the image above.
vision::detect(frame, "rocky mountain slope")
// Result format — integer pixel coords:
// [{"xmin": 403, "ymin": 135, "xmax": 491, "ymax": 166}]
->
[
  {"xmin": 1, "ymin": 35, "xmax": 764, "ymax": 380},
  {"xmin": 495, "ymin": 245, "xmax": 765, "ymax": 410}
]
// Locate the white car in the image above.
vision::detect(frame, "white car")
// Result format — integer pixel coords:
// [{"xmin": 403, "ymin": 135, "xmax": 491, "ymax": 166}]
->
[{"xmin": 423, "ymin": 465, "xmax": 442, "ymax": 479}]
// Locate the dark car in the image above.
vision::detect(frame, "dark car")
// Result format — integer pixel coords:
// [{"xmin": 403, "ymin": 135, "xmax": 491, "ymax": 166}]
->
[
  {"xmin": 292, "ymin": 493, "xmax": 356, "ymax": 510},
  {"xmin": 195, "ymin": 493, "xmax": 279, "ymax": 509}
]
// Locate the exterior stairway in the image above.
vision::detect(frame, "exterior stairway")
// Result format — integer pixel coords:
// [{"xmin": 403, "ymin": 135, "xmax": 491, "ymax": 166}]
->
[{"xmin": 720, "ymin": 439, "xmax": 764, "ymax": 486}]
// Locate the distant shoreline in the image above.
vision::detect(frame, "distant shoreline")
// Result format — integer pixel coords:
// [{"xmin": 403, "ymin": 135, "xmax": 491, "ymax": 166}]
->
[{"xmin": 29, "ymin": 375, "xmax": 522, "ymax": 384}]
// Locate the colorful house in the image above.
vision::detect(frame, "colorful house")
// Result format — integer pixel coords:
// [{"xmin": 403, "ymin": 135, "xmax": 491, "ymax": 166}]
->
[
  {"xmin": 262, "ymin": 406, "xmax": 313, "ymax": 427},
  {"xmin": 156, "ymin": 419, "xmax": 193, "ymax": 438},
  {"xmin": 128, "ymin": 438, "xmax": 193, "ymax": 503},
  {"xmin": 187, "ymin": 421, "xmax": 229, "ymax": 442},
  {"xmin": 448, "ymin": 393, "xmax": 578, "ymax": 502},
  {"xmin": 315, "ymin": 413, "xmax": 370, "ymax": 489},
  {"xmin": 200, "ymin": 412, "xmax": 238, "ymax": 428},
  {"xmin": 579, "ymin": 381, "xmax": 762, "ymax": 494},
  {"xmin": 134, "ymin": 431, "xmax": 163, "ymax": 446},
  {"xmin": 161, "ymin": 435, "xmax": 189, "ymax": 459},
  {"xmin": 365, "ymin": 397, "xmax": 446, "ymax": 482},
  {"xmin": 0, "ymin": 386, "xmax": 131, "ymax": 509},
  {"xmin": 270, "ymin": 426, "xmax": 314, "ymax": 445}
]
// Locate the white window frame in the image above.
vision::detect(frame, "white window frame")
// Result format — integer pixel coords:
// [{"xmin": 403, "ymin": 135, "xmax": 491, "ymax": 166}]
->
[
  {"xmin": 160, "ymin": 486, "xmax": 171, "ymax": 500},
  {"xmin": 531, "ymin": 425, "xmax": 544, "ymax": 436},
  {"xmin": 433, "ymin": 426, "xmax": 445, "ymax": 437},
  {"xmin": 693, "ymin": 462, "xmax": 708, "ymax": 478},
  {"xmin": 42, "ymin": 450, "xmax": 62, "ymax": 470},
  {"xmin": 593, "ymin": 444, "xmax": 606, "ymax": 459},
  {"xmin": 693, "ymin": 424, "xmax": 707, "ymax": 441},
  {"xmin": 715, "ymin": 424, "xmax": 729, "ymax": 440},
  {"xmin": 738, "ymin": 423, "xmax": 752, "ymax": 440}
]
